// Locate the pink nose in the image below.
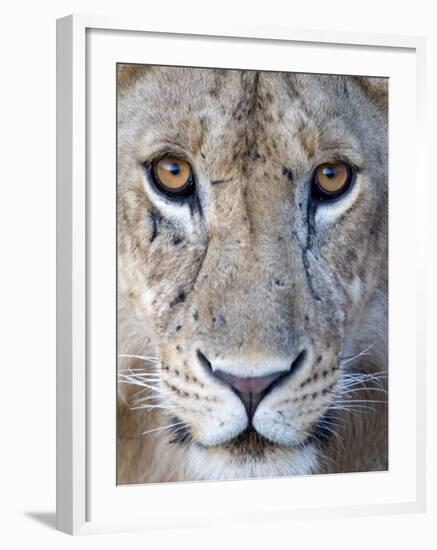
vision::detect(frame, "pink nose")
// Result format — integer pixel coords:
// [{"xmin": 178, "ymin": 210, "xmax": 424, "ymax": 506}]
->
[
  {"xmin": 213, "ymin": 371, "xmax": 285, "ymax": 395},
  {"xmin": 213, "ymin": 369, "xmax": 289, "ymax": 419},
  {"xmin": 196, "ymin": 349, "xmax": 308, "ymax": 421}
]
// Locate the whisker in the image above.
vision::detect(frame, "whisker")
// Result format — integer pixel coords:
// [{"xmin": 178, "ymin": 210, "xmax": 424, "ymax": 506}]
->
[
  {"xmin": 337, "ymin": 386, "xmax": 388, "ymax": 396},
  {"xmin": 341, "ymin": 370, "xmax": 387, "ymax": 378},
  {"xmin": 142, "ymin": 421, "xmax": 185, "ymax": 436},
  {"xmin": 334, "ymin": 398, "xmax": 386, "ymax": 404},
  {"xmin": 120, "ymin": 367, "xmax": 159, "ymax": 374},
  {"xmin": 340, "ymin": 377, "xmax": 383, "ymax": 388},
  {"xmin": 118, "ymin": 375, "xmax": 162, "ymax": 383},
  {"xmin": 313, "ymin": 445, "xmax": 339, "ymax": 468},
  {"xmin": 315, "ymin": 421, "xmax": 345, "ymax": 449},
  {"xmin": 118, "ymin": 353, "xmax": 160, "ymax": 363},
  {"xmin": 343, "ymin": 370, "xmax": 387, "ymax": 378},
  {"xmin": 130, "ymin": 393, "xmax": 176, "ymax": 406},
  {"xmin": 340, "ymin": 341, "xmax": 376, "ymax": 366},
  {"xmin": 130, "ymin": 392, "xmax": 174, "ymax": 402},
  {"xmin": 330, "ymin": 405, "xmax": 377, "ymax": 414},
  {"xmin": 118, "ymin": 369, "xmax": 159, "ymax": 378},
  {"xmin": 130, "ymin": 404, "xmax": 182, "ymax": 412},
  {"xmin": 301, "ymin": 428, "xmax": 324, "ymax": 447},
  {"xmin": 118, "ymin": 372, "xmax": 160, "ymax": 379},
  {"xmin": 118, "ymin": 370, "xmax": 178, "ymax": 384},
  {"xmin": 118, "ymin": 379, "xmax": 163, "ymax": 393},
  {"xmin": 341, "ymin": 371, "xmax": 387, "ymax": 385}
]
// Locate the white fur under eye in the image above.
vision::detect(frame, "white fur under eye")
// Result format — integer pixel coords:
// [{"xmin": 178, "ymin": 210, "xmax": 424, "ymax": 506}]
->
[{"xmin": 314, "ymin": 177, "xmax": 362, "ymax": 225}]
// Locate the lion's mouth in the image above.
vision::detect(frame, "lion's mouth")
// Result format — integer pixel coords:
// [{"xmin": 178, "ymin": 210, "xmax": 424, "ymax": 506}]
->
[
  {"xmin": 167, "ymin": 411, "xmax": 334, "ymax": 453},
  {"xmin": 167, "ymin": 416, "xmax": 277, "ymax": 451},
  {"xmin": 220, "ymin": 428, "xmax": 279, "ymax": 457}
]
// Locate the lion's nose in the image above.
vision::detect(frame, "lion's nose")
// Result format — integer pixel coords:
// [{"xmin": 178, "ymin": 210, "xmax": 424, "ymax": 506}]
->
[
  {"xmin": 213, "ymin": 369, "xmax": 289, "ymax": 420},
  {"xmin": 197, "ymin": 349, "xmax": 306, "ymax": 421}
]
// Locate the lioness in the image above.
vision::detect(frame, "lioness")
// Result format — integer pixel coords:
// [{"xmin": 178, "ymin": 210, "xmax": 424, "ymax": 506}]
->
[{"xmin": 117, "ymin": 66, "xmax": 388, "ymax": 483}]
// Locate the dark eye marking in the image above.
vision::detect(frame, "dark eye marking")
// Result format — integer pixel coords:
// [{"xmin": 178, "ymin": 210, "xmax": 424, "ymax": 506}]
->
[
  {"xmin": 149, "ymin": 210, "xmax": 162, "ymax": 243},
  {"xmin": 189, "ymin": 193, "xmax": 203, "ymax": 219},
  {"xmin": 169, "ymin": 292, "xmax": 186, "ymax": 308},
  {"xmin": 173, "ymin": 235, "xmax": 184, "ymax": 246},
  {"xmin": 210, "ymin": 177, "xmax": 234, "ymax": 186},
  {"xmin": 282, "ymin": 166, "xmax": 294, "ymax": 183}
]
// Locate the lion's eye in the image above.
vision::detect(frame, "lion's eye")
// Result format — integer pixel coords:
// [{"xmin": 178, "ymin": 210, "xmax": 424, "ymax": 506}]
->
[
  {"xmin": 312, "ymin": 162, "xmax": 352, "ymax": 200},
  {"xmin": 150, "ymin": 157, "xmax": 195, "ymax": 198}
]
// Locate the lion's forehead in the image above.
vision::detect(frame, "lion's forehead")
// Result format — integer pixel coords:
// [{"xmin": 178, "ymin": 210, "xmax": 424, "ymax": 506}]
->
[
  {"xmin": 133, "ymin": 68, "xmax": 348, "ymax": 122},
  {"xmin": 123, "ymin": 69, "xmax": 366, "ymax": 171}
]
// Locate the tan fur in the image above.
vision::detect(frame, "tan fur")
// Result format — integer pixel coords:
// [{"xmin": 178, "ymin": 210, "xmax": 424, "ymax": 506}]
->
[{"xmin": 117, "ymin": 66, "xmax": 388, "ymax": 483}]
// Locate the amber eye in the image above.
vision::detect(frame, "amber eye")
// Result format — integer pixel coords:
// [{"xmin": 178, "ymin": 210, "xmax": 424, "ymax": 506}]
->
[
  {"xmin": 150, "ymin": 156, "xmax": 195, "ymax": 198},
  {"xmin": 312, "ymin": 162, "xmax": 353, "ymax": 199}
]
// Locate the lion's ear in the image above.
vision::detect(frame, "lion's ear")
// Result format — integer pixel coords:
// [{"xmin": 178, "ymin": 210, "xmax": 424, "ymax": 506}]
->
[
  {"xmin": 117, "ymin": 64, "xmax": 150, "ymax": 93},
  {"xmin": 350, "ymin": 76, "xmax": 388, "ymax": 113}
]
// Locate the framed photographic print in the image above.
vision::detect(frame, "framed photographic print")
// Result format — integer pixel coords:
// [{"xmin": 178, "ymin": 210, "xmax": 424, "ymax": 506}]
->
[{"xmin": 56, "ymin": 14, "xmax": 426, "ymax": 535}]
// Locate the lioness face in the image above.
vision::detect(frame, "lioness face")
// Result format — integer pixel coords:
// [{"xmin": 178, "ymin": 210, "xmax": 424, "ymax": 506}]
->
[{"xmin": 118, "ymin": 67, "xmax": 387, "ymax": 478}]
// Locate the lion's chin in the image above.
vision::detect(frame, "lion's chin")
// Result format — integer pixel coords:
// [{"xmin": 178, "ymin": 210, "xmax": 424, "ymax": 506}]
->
[{"xmin": 183, "ymin": 433, "xmax": 319, "ymax": 481}]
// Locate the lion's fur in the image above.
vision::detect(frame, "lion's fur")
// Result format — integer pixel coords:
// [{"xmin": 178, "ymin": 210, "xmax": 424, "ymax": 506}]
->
[{"xmin": 117, "ymin": 66, "xmax": 388, "ymax": 483}]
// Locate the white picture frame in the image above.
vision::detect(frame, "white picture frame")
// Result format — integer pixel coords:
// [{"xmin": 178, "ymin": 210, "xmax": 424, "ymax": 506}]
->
[{"xmin": 56, "ymin": 14, "xmax": 427, "ymax": 535}]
